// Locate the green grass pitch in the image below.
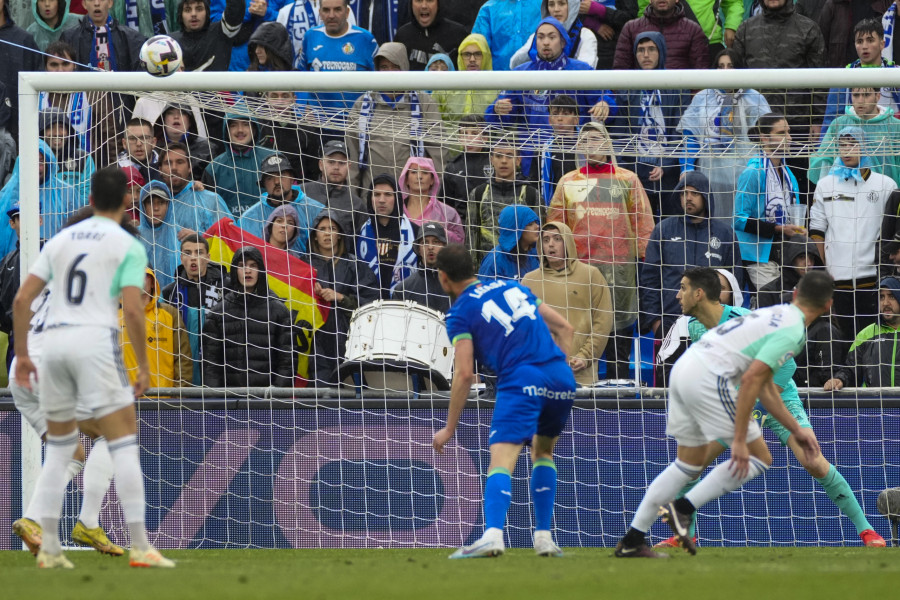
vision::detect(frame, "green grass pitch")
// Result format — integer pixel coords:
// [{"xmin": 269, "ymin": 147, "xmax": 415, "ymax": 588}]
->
[{"xmin": 1, "ymin": 547, "xmax": 897, "ymax": 600}]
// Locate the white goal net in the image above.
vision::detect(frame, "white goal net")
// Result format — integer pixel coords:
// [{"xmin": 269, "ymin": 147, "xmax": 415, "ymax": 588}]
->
[{"xmin": 3, "ymin": 68, "xmax": 898, "ymax": 549}]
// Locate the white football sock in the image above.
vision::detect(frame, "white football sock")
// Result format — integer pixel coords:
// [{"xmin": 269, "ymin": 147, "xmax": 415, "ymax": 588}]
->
[
  {"xmin": 65, "ymin": 459, "xmax": 84, "ymax": 483},
  {"xmin": 33, "ymin": 431, "xmax": 80, "ymax": 554},
  {"xmin": 78, "ymin": 437, "xmax": 113, "ymax": 529},
  {"xmin": 108, "ymin": 435, "xmax": 149, "ymax": 550},
  {"xmin": 685, "ymin": 456, "xmax": 769, "ymax": 510},
  {"xmin": 631, "ymin": 460, "xmax": 702, "ymax": 532}
]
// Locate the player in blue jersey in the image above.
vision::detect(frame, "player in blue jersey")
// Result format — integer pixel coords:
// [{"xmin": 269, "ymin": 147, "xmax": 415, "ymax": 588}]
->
[
  {"xmin": 432, "ymin": 244, "xmax": 577, "ymax": 558},
  {"xmin": 299, "ymin": 0, "xmax": 378, "ymax": 113}
]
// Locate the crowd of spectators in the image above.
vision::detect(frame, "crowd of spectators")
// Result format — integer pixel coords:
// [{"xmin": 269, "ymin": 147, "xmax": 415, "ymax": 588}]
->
[{"xmin": 1, "ymin": 0, "xmax": 900, "ymax": 389}]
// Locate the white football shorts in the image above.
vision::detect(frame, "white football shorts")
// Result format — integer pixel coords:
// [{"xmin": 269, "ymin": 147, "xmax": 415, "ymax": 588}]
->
[
  {"xmin": 10, "ymin": 356, "xmax": 47, "ymax": 438},
  {"xmin": 666, "ymin": 350, "xmax": 762, "ymax": 447},
  {"xmin": 38, "ymin": 327, "xmax": 134, "ymax": 422}
]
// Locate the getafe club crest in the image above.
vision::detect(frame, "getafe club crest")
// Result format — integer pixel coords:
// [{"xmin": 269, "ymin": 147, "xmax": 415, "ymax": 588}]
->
[{"xmin": 342, "ymin": 42, "xmax": 355, "ymax": 55}]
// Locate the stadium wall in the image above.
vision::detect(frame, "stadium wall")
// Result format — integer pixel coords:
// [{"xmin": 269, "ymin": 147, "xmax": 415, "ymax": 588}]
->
[{"xmin": 1, "ymin": 400, "xmax": 897, "ymax": 550}]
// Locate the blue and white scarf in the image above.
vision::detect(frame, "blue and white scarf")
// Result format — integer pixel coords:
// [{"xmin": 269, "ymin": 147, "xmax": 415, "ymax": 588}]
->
[
  {"xmin": 286, "ymin": 0, "xmax": 319, "ymax": 70},
  {"xmin": 125, "ymin": 0, "xmax": 169, "ymax": 35},
  {"xmin": 90, "ymin": 16, "xmax": 117, "ymax": 71},
  {"xmin": 357, "ymin": 92, "xmax": 424, "ymax": 171},
  {"xmin": 762, "ymin": 155, "xmax": 796, "ymax": 224},
  {"xmin": 38, "ymin": 92, "xmax": 91, "ymax": 152},
  {"xmin": 884, "ymin": 1, "xmax": 897, "ymax": 62},
  {"xmin": 357, "ymin": 215, "xmax": 417, "ymax": 289},
  {"xmin": 637, "ymin": 90, "xmax": 666, "ymax": 155}
]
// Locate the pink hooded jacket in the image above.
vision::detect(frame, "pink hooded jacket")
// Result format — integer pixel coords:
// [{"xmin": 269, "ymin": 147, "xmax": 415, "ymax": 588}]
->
[{"xmin": 398, "ymin": 156, "xmax": 465, "ymax": 245}]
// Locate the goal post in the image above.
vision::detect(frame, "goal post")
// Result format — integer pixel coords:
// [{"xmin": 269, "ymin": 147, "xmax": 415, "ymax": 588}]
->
[{"xmin": 10, "ymin": 67, "xmax": 900, "ymax": 549}]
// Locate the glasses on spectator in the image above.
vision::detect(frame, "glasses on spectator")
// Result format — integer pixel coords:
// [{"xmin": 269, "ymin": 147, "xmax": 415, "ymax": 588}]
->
[{"xmin": 461, "ymin": 51, "xmax": 483, "ymax": 60}]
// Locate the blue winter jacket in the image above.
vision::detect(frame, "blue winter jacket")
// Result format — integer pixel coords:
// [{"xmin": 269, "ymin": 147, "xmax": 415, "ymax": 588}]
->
[
  {"xmin": 613, "ymin": 32, "xmax": 685, "ymax": 174},
  {"xmin": 472, "ymin": 0, "xmax": 543, "ymax": 71},
  {"xmin": 236, "ymin": 185, "xmax": 324, "ymax": 253},
  {"xmin": 138, "ymin": 180, "xmax": 183, "ymax": 290},
  {"xmin": 172, "ymin": 183, "xmax": 234, "ymax": 234},
  {"xmin": 733, "ymin": 154, "xmax": 800, "ymax": 264},
  {"xmin": 478, "ymin": 204, "xmax": 540, "ymax": 281},
  {"xmin": 639, "ymin": 171, "xmax": 740, "ymax": 332},
  {"xmin": 0, "ymin": 139, "xmax": 82, "ymax": 255},
  {"xmin": 485, "ymin": 17, "xmax": 615, "ymax": 175},
  {"xmin": 202, "ymin": 107, "xmax": 276, "ymax": 218}
]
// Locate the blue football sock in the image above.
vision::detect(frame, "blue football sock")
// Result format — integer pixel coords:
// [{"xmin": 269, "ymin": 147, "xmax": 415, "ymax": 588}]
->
[
  {"xmin": 531, "ymin": 458, "xmax": 557, "ymax": 531},
  {"xmin": 484, "ymin": 467, "xmax": 512, "ymax": 530}
]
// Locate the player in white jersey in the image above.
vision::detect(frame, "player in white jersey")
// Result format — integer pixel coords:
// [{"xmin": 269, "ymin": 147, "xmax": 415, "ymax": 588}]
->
[
  {"xmin": 12, "ymin": 167, "xmax": 174, "ymax": 569},
  {"xmin": 615, "ymin": 270, "xmax": 834, "ymax": 558},
  {"xmin": 11, "ymin": 209, "xmax": 150, "ymax": 556}
]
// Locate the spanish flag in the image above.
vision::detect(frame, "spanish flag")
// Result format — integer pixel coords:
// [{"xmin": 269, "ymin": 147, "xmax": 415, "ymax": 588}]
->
[{"xmin": 204, "ymin": 218, "xmax": 329, "ymax": 385}]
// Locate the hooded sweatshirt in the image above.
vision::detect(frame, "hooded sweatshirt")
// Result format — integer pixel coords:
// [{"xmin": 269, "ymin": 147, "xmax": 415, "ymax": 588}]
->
[
  {"xmin": 357, "ymin": 174, "xmax": 419, "ymax": 298},
  {"xmin": 39, "ymin": 107, "xmax": 96, "ymax": 205},
  {"xmin": 308, "ymin": 210, "xmax": 380, "ymax": 384},
  {"xmin": 398, "ymin": 157, "xmax": 465, "ymax": 244},
  {"xmin": 263, "ymin": 203, "xmax": 303, "ymax": 254},
  {"xmin": 157, "ymin": 101, "xmax": 218, "ymax": 178},
  {"xmin": 478, "ymin": 204, "xmax": 540, "ymax": 281},
  {"xmin": 486, "ymin": 17, "xmax": 616, "ymax": 136},
  {"xmin": 639, "ymin": 170, "xmax": 739, "ymax": 333},
  {"xmin": 548, "ymin": 122, "xmax": 653, "ymax": 329},
  {"xmin": 169, "ymin": 0, "xmax": 248, "ymax": 72},
  {"xmin": 248, "ymin": 21, "xmax": 294, "ymax": 70},
  {"xmin": 471, "ymin": 0, "xmax": 543, "ymax": 71},
  {"xmin": 485, "ymin": 17, "xmax": 615, "ymax": 176},
  {"xmin": 614, "ymin": 32, "xmax": 685, "ymax": 198},
  {"xmin": 346, "ymin": 44, "xmax": 448, "ymax": 191},
  {"xmin": 26, "ymin": 0, "xmax": 80, "ymax": 50},
  {"xmin": 238, "ymin": 184, "xmax": 323, "ymax": 255},
  {"xmin": 521, "ymin": 221, "xmax": 613, "ymax": 385},
  {"xmin": 614, "ymin": 1, "xmax": 709, "ymax": 70},
  {"xmin": 832, "ymin": 277, "xmax": 900, "ymax": 388},
  {"xmin": 201, "ymin": 245, "xmax": 295, "ymax": 387},
  {"xmin": 121, "ymin": 268, "xmax": 193, "ymax": 388},
  {"xmin": 509, "ymin": 0, "xmax": 599, "ymax": 69},
  {"xmin": 434, "ymin": 33, "xmax": 499, "ymax": 122},
  {"xmin": 732, "ymin": 152, "xmax": 801, "ymax": 264},
  {"xmin": 548, "ymin": 122, "xmax": 654, "ymax": 266},
  {"xmin": 810, "ymin": 105, "xmax": 900, "ymax": 186},
  {"xmin": 202, "ymin": 107, "xmax": 276, "ymax": 217},
  {"xmin": 395, "ymin": 0, "xmax": 469, "ymax": 70},
  {"xmin": 137, "ymin": 180, "xmax": 182, "ymax": 290},
  {"xmin": 0, "ymin": 139, "xmax": 81, "ymax": 256}
]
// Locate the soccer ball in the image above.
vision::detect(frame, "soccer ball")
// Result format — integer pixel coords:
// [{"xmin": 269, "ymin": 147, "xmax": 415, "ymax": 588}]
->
[{"xmin": 140, "ymin": 35, "xmax": 183, "ymax": 77}]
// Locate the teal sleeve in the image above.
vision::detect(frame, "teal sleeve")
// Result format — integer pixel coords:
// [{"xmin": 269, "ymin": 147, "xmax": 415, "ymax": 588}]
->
[
  {"xmin": 772, "ymin": 358, "xmax": 798, "ymax": 390},
  {"xmin": 110, "ymin": 238, "xmax": 148, "ymax": 297},
  {"xmin": 752, "ymin": 329, "xmax": 803, "ymax": 373}
]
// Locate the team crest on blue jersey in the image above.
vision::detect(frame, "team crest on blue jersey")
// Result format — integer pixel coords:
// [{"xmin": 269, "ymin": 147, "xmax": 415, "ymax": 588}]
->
[{"xmin": 343, "ymin": 42, "xmax": 355, "ymax": 55}]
